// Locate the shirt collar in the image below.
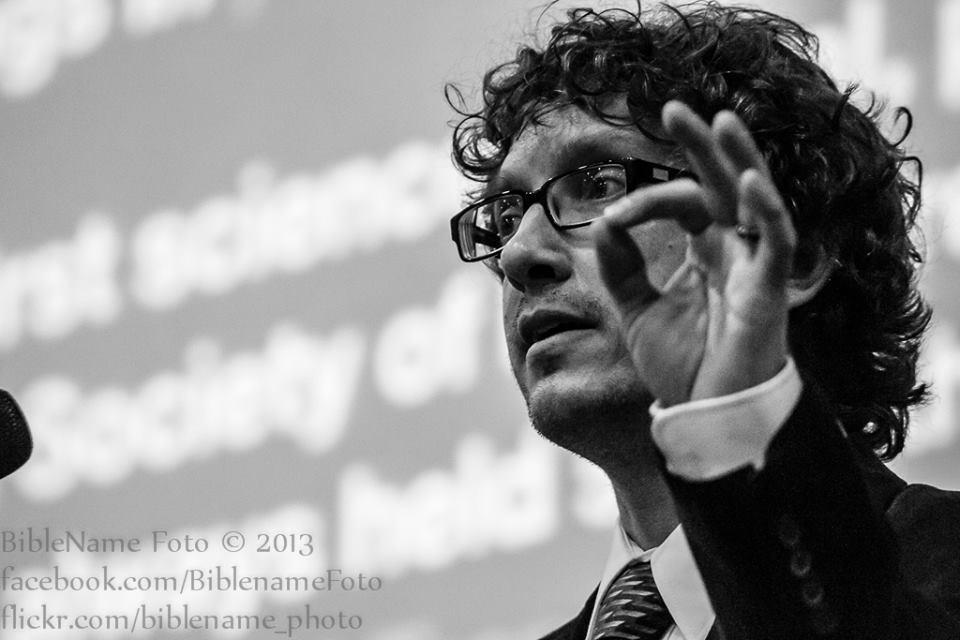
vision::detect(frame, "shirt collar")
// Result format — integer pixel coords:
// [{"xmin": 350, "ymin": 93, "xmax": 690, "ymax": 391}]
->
[{"xmin": 587, "ymin": 523, "xmax": 715, "ymax": 640}]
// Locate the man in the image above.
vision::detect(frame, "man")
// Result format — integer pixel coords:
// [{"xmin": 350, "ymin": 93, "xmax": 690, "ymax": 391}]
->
[
  {"xmin": 0, "ymin": 390, "xmax": 31, "ymax": 479},
  {"xmin": 447, "ymin": 2, "xmax": 960, "ymax": 639}
]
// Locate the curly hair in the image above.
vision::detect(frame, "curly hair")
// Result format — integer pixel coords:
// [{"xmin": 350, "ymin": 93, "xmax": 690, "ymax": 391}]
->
[{"xmin": 447, "ymin": 1, "xmax": 931, "ymax": 459}]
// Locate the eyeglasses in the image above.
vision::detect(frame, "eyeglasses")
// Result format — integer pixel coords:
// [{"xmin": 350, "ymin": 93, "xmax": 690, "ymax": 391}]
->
[{"xmin": 450, "ymin": 158, "xmax": 687, "ymax": 262}]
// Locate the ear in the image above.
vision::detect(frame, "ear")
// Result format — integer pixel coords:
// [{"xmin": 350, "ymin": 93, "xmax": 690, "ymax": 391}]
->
[{"xmin": 786, "ymin": 244, "xmax": 836, "ymax": 308}]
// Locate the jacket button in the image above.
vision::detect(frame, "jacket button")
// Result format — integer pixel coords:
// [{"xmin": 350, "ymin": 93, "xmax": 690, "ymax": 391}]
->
[
  {"xmin": 777, "ymin": 514, "xmax": 802, "ymax": 549},
  {"xmin": 811, "ymin": 608, "xmax": 838, "ymax": 636},
  {"xmin": 801, "ymin": 579, "xmax": 825, "ymax": 607},
  {"xmin": 790, "ymin": 549, "xmax": 812, "ymax": 578}
]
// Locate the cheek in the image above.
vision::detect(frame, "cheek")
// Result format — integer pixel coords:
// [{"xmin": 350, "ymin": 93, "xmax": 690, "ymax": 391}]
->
[
  {"xmin": 630, "ymin": 220, "xmax": 687, "ymax": 290},
  {"xmin": 501, "ymin": 288, "xmax": 522, "ymax": 353}
]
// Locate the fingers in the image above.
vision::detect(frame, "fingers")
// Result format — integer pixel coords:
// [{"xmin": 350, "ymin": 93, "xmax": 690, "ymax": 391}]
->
[
  {"xmin": 605, "ymin": 102, "xmax": 780, "ymax": 241},
  {"xmin": 662, "ymin": 101, "xmax": 772, "ymax": 228},
  {"xmin": 738, "ymin": 169, "xmax": 796, "ymax": 285},
  {"xmin": 596, "ymin": 101, "xmax": 795, "ymax": 313},
  {"xmin": 662, "ymin": 101, "xmax": 740, "ymax": 225},
  {"xmin": 603, "ymin": 178, "xmax": 710, "ymax": 234},
  {"xmin": 714, "ymin": 111, "xmax": 770, "ymax": 179},
  {"xmin": 591, "ymin": 214, "xmax": 661, "ymax": 312}
]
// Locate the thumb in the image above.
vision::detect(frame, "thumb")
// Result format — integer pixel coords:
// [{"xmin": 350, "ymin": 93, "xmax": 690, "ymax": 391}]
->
[{"xmin": 591, "ymin": 215, "xmax": 661, "ymax": 314}]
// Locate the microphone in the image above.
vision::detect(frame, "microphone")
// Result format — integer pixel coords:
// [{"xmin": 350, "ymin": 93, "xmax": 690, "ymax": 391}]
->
[{"xmin": 0, "ymin": 389, "xmax": 32, "ymax": 479}]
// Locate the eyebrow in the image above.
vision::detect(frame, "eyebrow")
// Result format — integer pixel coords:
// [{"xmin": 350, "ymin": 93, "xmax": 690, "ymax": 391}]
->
[
  {"xmin": 486, "ymin": 130, "xmax": 650, "ymax": 197},
  {"xmin": 481, "ymin": 175, "xmax": 511, "ymax": 199},
  {"xmin": 555, "ymin": 136, "xmax": 637, "ymax": 170}
]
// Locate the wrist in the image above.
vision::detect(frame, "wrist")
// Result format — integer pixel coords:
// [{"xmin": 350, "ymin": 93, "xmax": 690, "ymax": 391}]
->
[{"xmin": 688, "ymin": 328, "xmax": 789, "ymax": 403}]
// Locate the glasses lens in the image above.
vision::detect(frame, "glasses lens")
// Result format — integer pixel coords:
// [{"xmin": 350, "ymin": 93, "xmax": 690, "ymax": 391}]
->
[
  {"xmin": 550, "ymin": 164, "xmax": 628, "ymax": 225},
  {"xmin": 458, "ymin": 194, "xmax": 524, "ymax": 260}
]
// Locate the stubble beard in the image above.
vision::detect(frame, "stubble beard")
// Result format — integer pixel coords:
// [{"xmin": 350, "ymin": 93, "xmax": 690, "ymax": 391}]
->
[{"xmin": 523, "ymin": 373, "xmax": 658, "ymax": 471}]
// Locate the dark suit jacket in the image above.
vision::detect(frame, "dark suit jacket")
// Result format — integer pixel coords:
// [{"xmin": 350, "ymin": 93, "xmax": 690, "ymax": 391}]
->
[{"xmin": 539, "ymin": 382, "xmax": 960, "ymax": 640}]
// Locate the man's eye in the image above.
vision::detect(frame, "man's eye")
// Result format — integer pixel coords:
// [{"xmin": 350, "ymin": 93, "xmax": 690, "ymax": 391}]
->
[
  {"xmin": 572, "ymin": 169, "xmax": 626, "ymax": 201},
  {"xmin": 495, "ymin": 209, "xmax": 523, "ymax": 239}
]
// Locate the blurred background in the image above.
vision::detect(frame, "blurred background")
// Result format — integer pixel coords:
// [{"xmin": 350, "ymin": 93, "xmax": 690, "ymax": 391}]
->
[{"xmin": 0, "ymin": 0, "xmax": 958, "ymax": 638}]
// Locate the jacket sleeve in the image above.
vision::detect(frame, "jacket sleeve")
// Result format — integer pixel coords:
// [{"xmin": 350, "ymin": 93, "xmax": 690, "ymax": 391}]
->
[
  {"xmin": 665, "ymin": 380, "xmax": 960, "ymax": 639},
  {"xmin": 887, "ymin": 482, "xmax": 960, "ymax": 638}
]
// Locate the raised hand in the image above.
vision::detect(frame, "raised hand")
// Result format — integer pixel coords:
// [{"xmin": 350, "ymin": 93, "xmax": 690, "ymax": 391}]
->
[{"xmin": 591, "ymin": 101, "xmax": 797, "ymax": 407}]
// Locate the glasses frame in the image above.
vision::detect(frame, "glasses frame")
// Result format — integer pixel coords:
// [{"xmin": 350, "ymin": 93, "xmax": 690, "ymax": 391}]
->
[{"xmin": 449, "ymin": 157, "xmax": 688, "ymax": 262}]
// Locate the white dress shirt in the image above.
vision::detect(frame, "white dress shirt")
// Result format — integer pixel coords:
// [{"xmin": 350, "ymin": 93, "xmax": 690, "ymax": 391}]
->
[{"xmin": 583, "ymin": 358, "xmax": 804, "ymax": 639}]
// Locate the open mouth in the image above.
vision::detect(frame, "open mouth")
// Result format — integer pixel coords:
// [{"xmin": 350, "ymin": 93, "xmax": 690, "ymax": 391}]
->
[{"xmin": 518, "ymin": 309, "xmax": 595, "ymax": 347}]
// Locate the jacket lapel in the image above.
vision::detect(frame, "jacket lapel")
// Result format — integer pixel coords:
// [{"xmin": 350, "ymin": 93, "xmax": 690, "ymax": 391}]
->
[{"xmin": 538, "ymin": 589, "xmax": 597, "ymax": 640}]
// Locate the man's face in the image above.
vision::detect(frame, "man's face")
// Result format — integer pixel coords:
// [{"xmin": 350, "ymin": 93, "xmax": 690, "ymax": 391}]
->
[{"xmin": 496, "ymin": 105, "xmax": 688, "ymax": 459}]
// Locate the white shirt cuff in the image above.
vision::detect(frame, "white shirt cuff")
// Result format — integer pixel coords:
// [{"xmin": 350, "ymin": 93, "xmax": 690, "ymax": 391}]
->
[{"xmin": 650, "ymin": 358, "xmax": 803, "ymax": 480}]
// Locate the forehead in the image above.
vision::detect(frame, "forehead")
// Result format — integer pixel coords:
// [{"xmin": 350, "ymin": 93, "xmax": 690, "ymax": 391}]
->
[{"xmin": 496, "ymin": 104, "xmax": 673, "ymax": 188}]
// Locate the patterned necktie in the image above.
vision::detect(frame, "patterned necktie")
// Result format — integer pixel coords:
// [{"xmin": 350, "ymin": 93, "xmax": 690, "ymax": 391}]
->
[{"xmin": 591, "ymin": 558, "xmax": 674, "ymax": 640}]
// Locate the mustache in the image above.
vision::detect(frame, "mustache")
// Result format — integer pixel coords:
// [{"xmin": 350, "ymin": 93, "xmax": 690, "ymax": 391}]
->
[{"xmin": 506, "ymin": 289, "xmax": 607, "ymax": 330}]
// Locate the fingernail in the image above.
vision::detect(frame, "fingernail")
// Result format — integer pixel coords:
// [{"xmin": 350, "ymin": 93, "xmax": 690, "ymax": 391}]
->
[{"xmin": 739, "ymin": 168, "xmax": 760, "ymax": 187}]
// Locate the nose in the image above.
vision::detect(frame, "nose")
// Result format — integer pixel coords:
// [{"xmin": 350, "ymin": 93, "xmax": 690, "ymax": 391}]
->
[{"xmin": 498, "ymin": 203, "xmax": 572, "ymax": 292}]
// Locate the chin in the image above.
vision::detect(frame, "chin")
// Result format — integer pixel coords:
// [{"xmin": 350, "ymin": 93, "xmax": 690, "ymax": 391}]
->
[{"xmin": 523, "ymin": 374, "xmax": 655, "ymax": 466}]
